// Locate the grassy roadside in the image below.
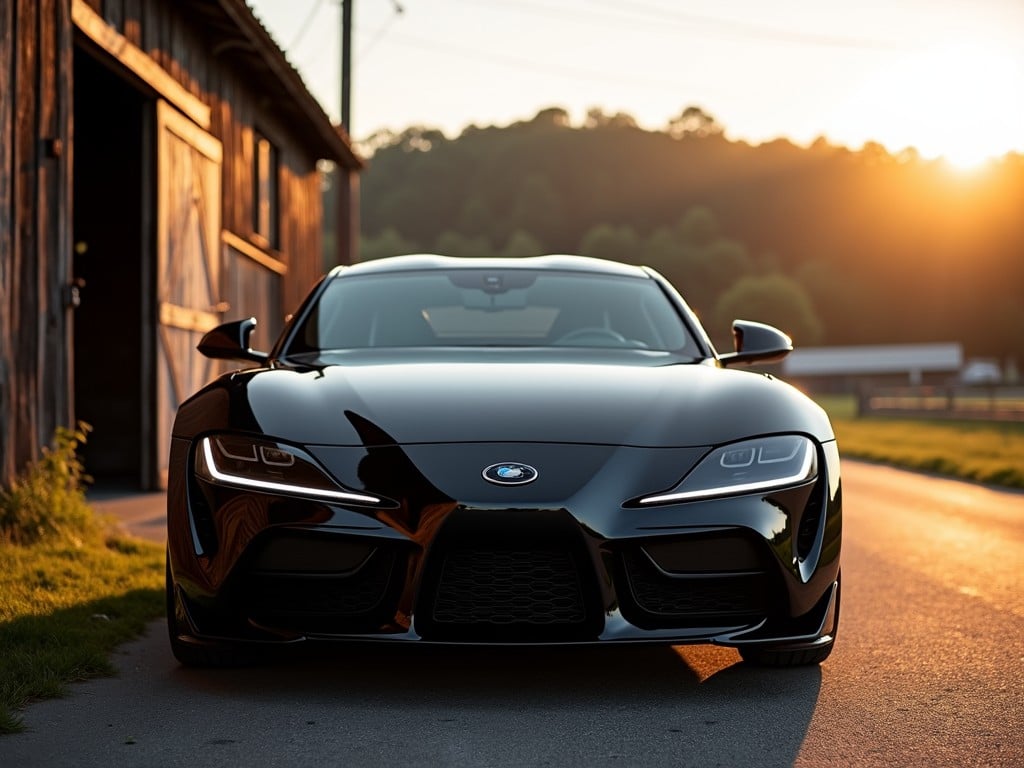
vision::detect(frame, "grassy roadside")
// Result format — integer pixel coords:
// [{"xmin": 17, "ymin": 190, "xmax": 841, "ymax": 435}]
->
[
  {"xmin": 815, "ymin": 395, "xmax": 1024, "ymax": 489},
  {"xmin": 0, "ymin": 539, "xmax": 164, "ymax": 733},
  {"xmin": 0, "ymin": 425, "xmax": 165, "ymax": 734}
]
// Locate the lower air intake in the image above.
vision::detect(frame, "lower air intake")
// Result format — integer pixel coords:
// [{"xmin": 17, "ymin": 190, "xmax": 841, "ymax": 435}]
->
[{"xmin": 433, "ymin": 549, "xmax": 586, "ymax": 625}]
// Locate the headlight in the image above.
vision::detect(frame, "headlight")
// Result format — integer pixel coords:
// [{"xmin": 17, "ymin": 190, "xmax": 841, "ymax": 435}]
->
[
  {"xmin": 195, "ymin": 435, "xmax": 383, "ymax": 506},
  {"xmin": 639, "ymin": 435, "xmax": 817, "ymax": 505}
]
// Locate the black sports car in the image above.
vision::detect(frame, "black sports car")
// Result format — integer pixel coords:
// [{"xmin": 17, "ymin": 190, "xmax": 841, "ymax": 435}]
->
[{"xmin": 166, "ymin": 254, "xmax": 841, "ymax": 667}]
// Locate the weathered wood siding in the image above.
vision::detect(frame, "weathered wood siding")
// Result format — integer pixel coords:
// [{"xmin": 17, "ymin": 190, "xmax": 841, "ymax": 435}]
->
[
  {"xmin": 0, "ymin": 0, "xmax": 74, "ymax": 484},
  {"xmin": 84, "ymin": 0, "xmax": 333, "ymax": 316},
  {"xmin": 1, "ymin": 0, "xmax": 358, "ymax": 487},
  {"xmin": 210, "ymin": 73, "xmax": 326, "ymax": 323}
]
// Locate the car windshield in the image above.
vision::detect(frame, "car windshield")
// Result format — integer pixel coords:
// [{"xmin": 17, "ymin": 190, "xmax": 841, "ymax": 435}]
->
[{"xmin": 285, "ymin": 269, "xmax": 699, "ymax": 355}]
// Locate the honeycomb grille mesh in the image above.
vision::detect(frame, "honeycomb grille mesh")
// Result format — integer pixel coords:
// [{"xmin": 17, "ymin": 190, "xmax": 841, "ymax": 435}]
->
[
  {"xmin": 433, "ymin": 549, "xmax": 586, "ymax": 625},
  {"xmin": 624, "ymin": 552, "xmax": 765, "ymax": 618}
]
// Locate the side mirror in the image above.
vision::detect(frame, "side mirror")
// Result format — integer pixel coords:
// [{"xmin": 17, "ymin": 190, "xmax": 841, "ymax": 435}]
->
[
  {"xmin": 718, "ymin": 319, "xmax": 793, "ymax": 367},
  {"xmin": 197, "ymin": 317, "xmax": 269, "ymax": 363}
]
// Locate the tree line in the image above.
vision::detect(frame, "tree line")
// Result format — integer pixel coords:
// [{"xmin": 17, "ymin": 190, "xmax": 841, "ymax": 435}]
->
[{"xmin": 333, "ymin": 106, "xmax": 1024, "ymax": 363}]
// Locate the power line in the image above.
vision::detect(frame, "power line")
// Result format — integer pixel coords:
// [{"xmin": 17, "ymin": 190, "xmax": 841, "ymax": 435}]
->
[
  {"xmin": 590, "ymin": 0, "xmax": 907, "ymax": 51},
  {"xmin": 377, "ymin": 29, "xmax": 690, "ymax": 91},
  {"xmin": 288, "ymin": 0, "xmax": 327, "ymax": 50},
  {"xmin": 453, "ymin": 0, "xmax": 907, "ymax": 52},
  {"xmin": 358, "ymin": 0, "xmax": 406, "ymax": 62}
]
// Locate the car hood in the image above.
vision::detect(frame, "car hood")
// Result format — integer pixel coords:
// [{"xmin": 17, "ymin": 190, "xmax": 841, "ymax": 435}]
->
[{"xmin": 190, "ymin": 353, "xmax": 833, "ymax": 448}]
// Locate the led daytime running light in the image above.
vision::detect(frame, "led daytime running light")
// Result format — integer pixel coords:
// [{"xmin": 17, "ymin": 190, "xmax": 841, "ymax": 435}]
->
[
  {"xmin": 639, "ymin": 440, "xmax": 815, "ymax": 505},
  {"xmin": 200, "ymin": 437, "xmax": 382, "ymax": 505}
]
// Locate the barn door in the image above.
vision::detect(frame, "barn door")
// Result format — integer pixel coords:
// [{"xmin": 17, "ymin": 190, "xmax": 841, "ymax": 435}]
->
[{"xmin": 155, "ymin": 101, "xmax": 224, "ymax": 486}]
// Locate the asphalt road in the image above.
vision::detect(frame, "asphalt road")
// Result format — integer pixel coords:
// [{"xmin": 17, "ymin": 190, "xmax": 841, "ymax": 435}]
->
[{"xmin": 2, "ymin": 461, "xmax": 1021, "ymax": 767}]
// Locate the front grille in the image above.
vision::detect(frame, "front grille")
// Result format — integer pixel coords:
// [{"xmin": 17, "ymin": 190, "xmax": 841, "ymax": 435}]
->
[
  {"xmin": 433, "ymin": 549, "xmax": 587, "ymax": 626},
  {"xmin": 622, "ymin": 551, "xmax": 767, "ymax": 624}
]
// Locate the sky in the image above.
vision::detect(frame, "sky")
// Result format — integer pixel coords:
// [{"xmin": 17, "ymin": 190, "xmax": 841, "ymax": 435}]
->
[{"xmin": 249, "ymin": 0, "xmax": 1024, "ymax": 166}]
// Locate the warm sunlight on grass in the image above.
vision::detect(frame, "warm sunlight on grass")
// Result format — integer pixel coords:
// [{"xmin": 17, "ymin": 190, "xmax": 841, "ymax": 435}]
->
[
  {"xmin": 0, "ymin": 426, "xmax": 164, "ymax": 734},
  {"xmin": 0, "ymin": 536, "xmax": 164, "ymax": 733},
  {"xmin": 816, "ymin": 396, "xmax": 1024, "ymax": 489}
]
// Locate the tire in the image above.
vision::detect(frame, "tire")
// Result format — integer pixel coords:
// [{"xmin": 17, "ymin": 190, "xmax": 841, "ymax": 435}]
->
[{"xmin": 166, "ymin": 554, "xmax": 252, "ymax": 668}]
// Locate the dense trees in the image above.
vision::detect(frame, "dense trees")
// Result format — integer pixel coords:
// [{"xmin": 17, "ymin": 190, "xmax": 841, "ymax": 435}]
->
[{"xmin": 351, "ymin": 106, "xmax": 1024, "ymax": 363}]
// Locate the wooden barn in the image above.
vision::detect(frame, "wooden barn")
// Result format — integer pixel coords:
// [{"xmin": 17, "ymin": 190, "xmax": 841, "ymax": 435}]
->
[{"xmin": 1, "ymin": 0, "xmax": 362, "ymax": 490}]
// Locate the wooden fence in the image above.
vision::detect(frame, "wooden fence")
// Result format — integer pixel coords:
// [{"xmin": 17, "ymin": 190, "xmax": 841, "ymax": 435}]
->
[{"xmin": 858, "ymin": 386, "xmax": 1024, "ymax": 422}]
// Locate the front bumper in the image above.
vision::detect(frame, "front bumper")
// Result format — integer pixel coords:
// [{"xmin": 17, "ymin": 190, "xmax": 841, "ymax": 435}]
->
[{"xmin": 167, "ymin": 437, "xmax": 841, "ymax": 650}]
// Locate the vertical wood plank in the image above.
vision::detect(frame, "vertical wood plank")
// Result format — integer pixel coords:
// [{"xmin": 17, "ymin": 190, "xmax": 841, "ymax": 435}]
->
[
  {"xmin": 123, "ymin": 0, "xmax": 142, "ymax": 45},
  {"xmin": 12, "ymin": 0, "xmax": 42, "ymax": 472},
  {"xmin": 0, "ymin": 0, "xmax": 14, "ymax": 482},
  {"xmin": 38, "ymin": 0, "xmax": 74, "ymax": 442},
  {"xmin": 0, "ymin": 0, "xmax": 73, "ymax": 484}
]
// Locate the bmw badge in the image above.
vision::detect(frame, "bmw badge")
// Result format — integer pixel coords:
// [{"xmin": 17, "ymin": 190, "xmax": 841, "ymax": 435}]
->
[{"xmin": 482, "ymin": 462, "xmax": 539, "ymax": 486}]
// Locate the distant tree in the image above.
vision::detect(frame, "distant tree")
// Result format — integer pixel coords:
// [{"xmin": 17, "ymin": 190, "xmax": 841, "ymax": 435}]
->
[
  {"xmin": 858, "ymin": 140, "xmax": 894, "ymax": 166},
  {"xmin": 702, "ymin": 240, "xmax": 754, "ymax": 297},
  {"xmin": 676, "ymin": 206, "xmax": 720, "ymax": 248},
  {"xmin": 370, "ymin": 187, "xmax": 422, "ymax": 239},
  {"xmin": 641, "ymin": 227, "xmax": 679, "ymax": 270},
  {"xmin": 433, "ymin": 230, "xmax": 495, "ymax": 258},
  {"xmin": 511, "ymin": 175, "xmax": 563, "ymax": 246},
  {"xmin": 982, "ymin": 298, "xmax": 1024, "ymax": 362},
  {"xmin": 895, "ymin": 146, "xmax": 921, "ymax": 164},
  {"xmin": 396, "ymin": 126, "xmax": 448, "ymax": 153},
  {"xmin": 578, "ymin": 224, "xmax": 641, "ymax": 263},
  {"xmin": 456, "ymin": 198, "xmax": 497, "ymax": 238},
  {"xmin": 355, "ymin": 128, "xmax": 399, "ymax": 158},
  {"xmin": 500, "ymin": 230, "xmax": 545, "ymax": 257},
  {"xmin": 529, "ymin": 107, "xmax": 572, "ymax": 128},
  {"xmin": 359, "ymin": 228, "xmax": 420, "ymax": 262},
  {"xmin": 668, "ymin": 105, "xmax": 723, "ymax": 139},
  {"xmin": 583, "ymin": 107, "xmax": 639, "ymax": 130},
  {"xmin": 809, "ymin": 136, "xmax": 833, "ymax": 153},
  {"xmin": 714, "ymin": 274, "xmax": 823, "ymax": 347}
]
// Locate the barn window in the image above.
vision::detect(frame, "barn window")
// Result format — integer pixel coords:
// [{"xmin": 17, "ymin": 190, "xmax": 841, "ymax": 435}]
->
[{"xmin": 253, "ymin": 132, "xmax": 279, "ymax": 248}]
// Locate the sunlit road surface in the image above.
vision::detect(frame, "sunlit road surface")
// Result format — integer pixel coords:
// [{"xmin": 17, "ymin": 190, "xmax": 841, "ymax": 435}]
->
[{"xmin": 2, "ymin": 461, "xmax": 1022, "ymax": 767}]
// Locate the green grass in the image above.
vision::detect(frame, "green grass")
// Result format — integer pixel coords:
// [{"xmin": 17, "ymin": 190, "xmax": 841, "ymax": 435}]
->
[
  {"xmin": 0, "ymin": 537, "xmax": 164, "ymax": 733},
  {"xmin": 815, "ymin": 395, "xmax": 1024, "ymax": 489},
  {"xmin": 0, "ymin": 423, "xmax": 165, "ymax": 734}
]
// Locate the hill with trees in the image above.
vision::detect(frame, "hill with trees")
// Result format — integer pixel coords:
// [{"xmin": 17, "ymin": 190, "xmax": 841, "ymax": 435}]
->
[{"xmin": 340, "ymin": 106, "xmax": 1024, "ymax": 363}]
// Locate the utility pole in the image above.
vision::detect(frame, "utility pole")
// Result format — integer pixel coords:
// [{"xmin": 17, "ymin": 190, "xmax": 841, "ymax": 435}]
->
[
  {"xmin": 336, "ymin": 0, "xmax": 355, "ymax": 266},
  {"xmin": 341, "ymin": 0, "xmax": 352, "ymax": 132}
]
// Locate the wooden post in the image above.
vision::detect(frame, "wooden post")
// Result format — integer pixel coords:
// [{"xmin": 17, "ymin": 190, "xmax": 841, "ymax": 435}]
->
[{"xmin": 335, "ymin": 165, "xmax": 359, "ymax": 266}]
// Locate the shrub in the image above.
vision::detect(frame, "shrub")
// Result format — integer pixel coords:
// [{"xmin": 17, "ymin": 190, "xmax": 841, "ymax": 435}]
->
[{"xmin": 0, "ymin": 423, "xmax": 100, "ymax": 546}]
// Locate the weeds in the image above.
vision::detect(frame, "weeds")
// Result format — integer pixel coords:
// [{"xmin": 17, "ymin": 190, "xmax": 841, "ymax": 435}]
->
[
  {"xmin": 0, "ymin": 423, "xmax": 165, "ymax": 733},
  {"xmin": 0, "ymin": 423, "xmax": 100, "ymax": 546}
]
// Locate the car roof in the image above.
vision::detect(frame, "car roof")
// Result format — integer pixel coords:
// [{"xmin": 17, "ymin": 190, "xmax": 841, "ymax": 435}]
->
[{"xmin": 329, "ymin": 254, "xmax": 652, "ymax": 280}]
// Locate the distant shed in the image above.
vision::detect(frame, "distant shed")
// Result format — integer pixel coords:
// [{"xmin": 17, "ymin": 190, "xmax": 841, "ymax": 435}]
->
[{"xmin": 782, "ymin": 343, "xmax": 963, "ymax": 389}]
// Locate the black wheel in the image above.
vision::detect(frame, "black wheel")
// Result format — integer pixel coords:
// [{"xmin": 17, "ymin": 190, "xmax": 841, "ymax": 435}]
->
[
  {"xmin": 740, "ymin": 575, "xmax": 841, "ymax": 668},
  {"xmin": 166, "ymin": 554, "xmax": 251, "ymax": 668}
]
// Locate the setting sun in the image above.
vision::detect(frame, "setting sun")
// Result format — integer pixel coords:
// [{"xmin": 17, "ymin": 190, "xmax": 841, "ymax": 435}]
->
[{"xmin": 834, "ymin": 40, "xmax": 1024, "ymax": 167}]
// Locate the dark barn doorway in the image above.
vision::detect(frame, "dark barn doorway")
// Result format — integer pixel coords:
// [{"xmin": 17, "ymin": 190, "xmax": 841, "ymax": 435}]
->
[{"xmin": 72, "ymin": 48, "xmax": 154, "ymax": 489}]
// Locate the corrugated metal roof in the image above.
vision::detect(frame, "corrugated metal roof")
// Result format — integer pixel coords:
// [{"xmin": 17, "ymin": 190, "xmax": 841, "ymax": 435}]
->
[
  {"xmin": 782, "ymin": 343, "xmax": 963, "ymax": 376},
  {"xmin": 194, "ymin": 0, "xmax": 364, "ymax": 169}
]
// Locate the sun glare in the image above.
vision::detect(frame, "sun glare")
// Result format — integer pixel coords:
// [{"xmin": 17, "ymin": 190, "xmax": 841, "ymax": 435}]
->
[{"xmin": 833, "ymin": 40, "xmax": 1024, "ymax": 168}]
